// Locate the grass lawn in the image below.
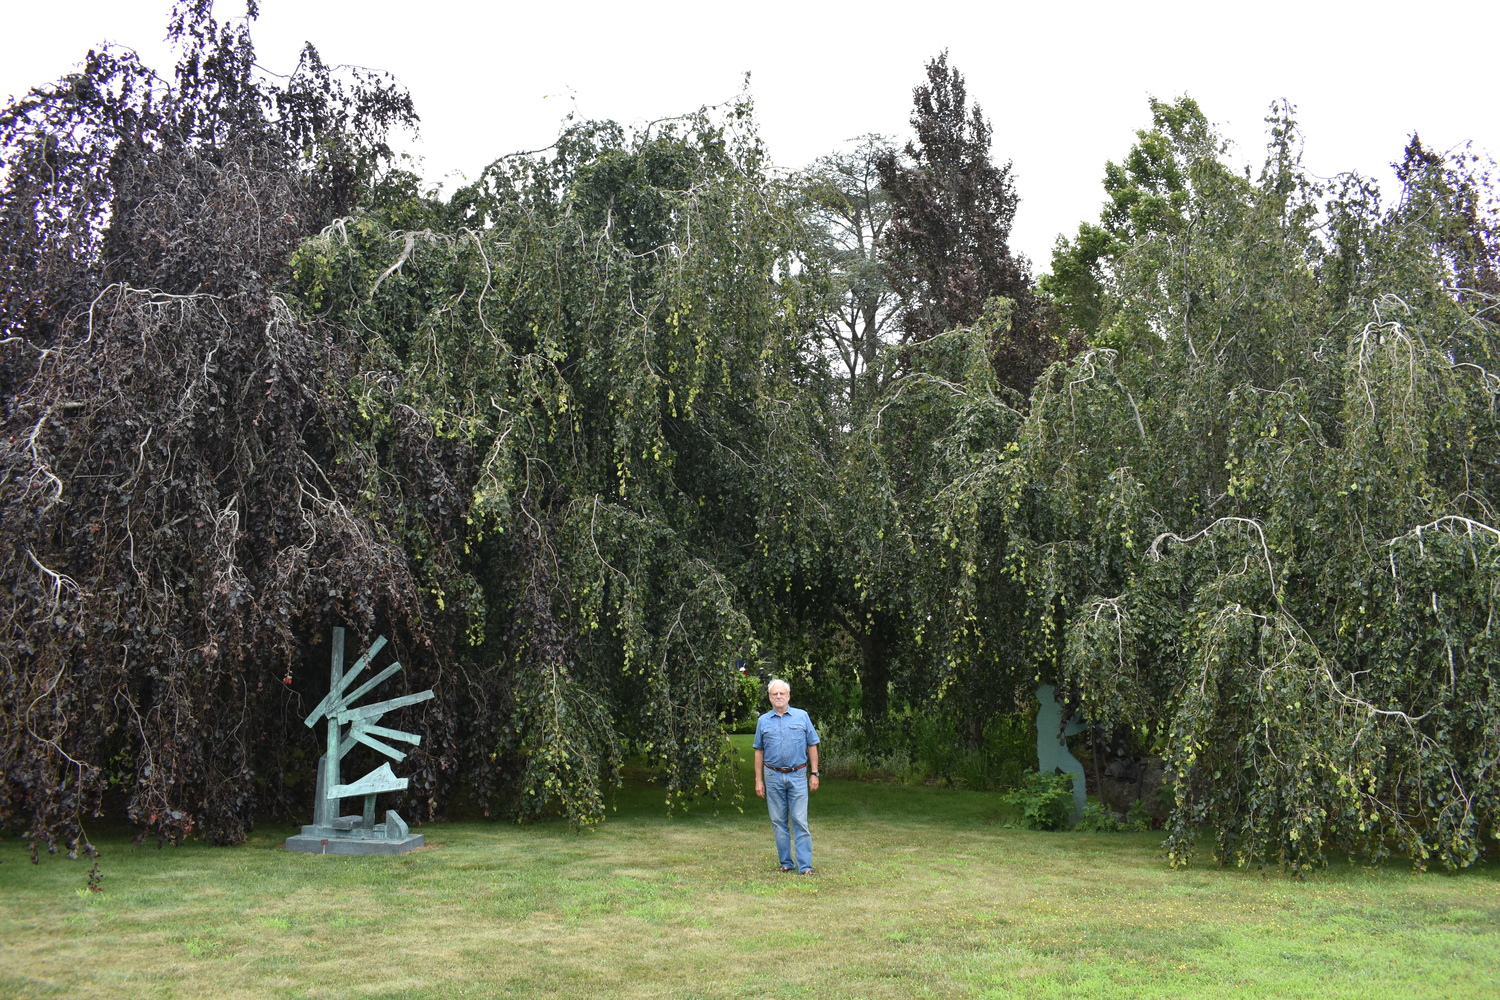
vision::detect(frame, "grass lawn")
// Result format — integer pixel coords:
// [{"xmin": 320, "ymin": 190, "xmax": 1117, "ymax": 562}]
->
[{"xmin": 1, "ymin": 735, "xmax": 1496, "ymax": 999}]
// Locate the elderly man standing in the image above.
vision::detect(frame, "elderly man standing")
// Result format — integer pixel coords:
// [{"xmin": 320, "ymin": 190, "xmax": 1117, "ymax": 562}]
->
[{"xmin": 753, "ymin": 678, "xmax": 820, "ymax": 874}]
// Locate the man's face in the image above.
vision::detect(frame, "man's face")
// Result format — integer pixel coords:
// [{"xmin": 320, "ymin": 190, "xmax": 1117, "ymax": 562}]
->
[{"xmin": 767, "ymin": 684, "xmax": 790, "ymax": 713}]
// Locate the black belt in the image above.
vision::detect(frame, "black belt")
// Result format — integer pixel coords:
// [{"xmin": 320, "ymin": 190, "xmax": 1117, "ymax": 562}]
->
[{"xmin": 765, "ymin": 763, "xmax": 807, "ymax": 773}]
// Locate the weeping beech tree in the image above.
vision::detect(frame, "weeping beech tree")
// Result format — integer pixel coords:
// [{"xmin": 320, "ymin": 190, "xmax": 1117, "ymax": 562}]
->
[
  {"xmin": 0, "ymin": 3, "xmax": 435, "ymax": 854},
  {"xmin": 975, "ymin": 101, "xmax": 1500, "ymax": 870},
  {"xmin": 286, "ymin": 107, "xmax": 824, "ymax": 825}
]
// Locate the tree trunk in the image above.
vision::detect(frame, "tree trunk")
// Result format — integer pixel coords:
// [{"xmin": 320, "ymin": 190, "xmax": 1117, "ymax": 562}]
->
[
  {"xmin": 831, "ymin": 605, "xmax": 890, "ymax": 724},
  {"xmin": 856, "ymin": 625, "xmax": 889, "ymax": 722}
]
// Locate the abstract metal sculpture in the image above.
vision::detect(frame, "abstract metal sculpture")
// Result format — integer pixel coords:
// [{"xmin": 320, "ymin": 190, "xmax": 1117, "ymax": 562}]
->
[{"xmin": 285, "ymin": 628, "xmax": 432, "ymax": 855}]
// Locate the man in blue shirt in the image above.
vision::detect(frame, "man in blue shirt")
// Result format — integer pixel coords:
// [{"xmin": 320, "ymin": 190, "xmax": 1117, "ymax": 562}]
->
[{"xmin": 752, "ymin": 678, "xmax": 820, "ymax": 874}]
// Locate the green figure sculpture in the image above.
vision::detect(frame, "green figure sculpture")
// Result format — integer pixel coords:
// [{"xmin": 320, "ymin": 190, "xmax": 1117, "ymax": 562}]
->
[
  {"xmin": 1035, "ymin": 683, "xmax": 1088, "ymax": 825},
  {"xmin": 285, "ymin": 628, "xmax": 432, "ymax": 855}
]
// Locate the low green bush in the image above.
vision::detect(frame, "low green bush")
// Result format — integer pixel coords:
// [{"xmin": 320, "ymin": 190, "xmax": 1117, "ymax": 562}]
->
[
  {"xmin": 1002, "ymin": 770, "xmax": 1076, "ymax": 831},
  {"xmin": 1075, "ymin": 799, "xmax": 1152, "ymax": 833}
]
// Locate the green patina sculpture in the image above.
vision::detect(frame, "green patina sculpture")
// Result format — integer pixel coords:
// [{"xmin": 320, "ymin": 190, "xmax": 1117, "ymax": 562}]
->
[
  {"xmin": 285, "ymin": 628, "xmax": 432, "ymax": 855},
  {"xmin": 1035, "ymin": 683, "xmax": 1088, "ymax": 825}
]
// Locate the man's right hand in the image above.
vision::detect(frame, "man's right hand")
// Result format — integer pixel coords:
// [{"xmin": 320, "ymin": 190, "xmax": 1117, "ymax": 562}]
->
[{"xmin": 755, "ymin": 783, "xmax": 765, "ymax": 798}]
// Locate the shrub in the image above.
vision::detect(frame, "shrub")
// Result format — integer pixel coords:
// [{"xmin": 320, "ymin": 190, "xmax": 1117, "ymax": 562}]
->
[
  {"xmin": 1074, "ymin": 800, "xmax": 1151, "ymax": 833},
  {"xmin": 1003, "ymin": 770, "xmax": 1076, "ymax": 831}
]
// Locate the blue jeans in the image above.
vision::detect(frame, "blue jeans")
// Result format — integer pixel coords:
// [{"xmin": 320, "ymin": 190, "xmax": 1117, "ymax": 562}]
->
[{"xmin": 764, "ymin": 768, "xmax": 812, "ymax": 871}]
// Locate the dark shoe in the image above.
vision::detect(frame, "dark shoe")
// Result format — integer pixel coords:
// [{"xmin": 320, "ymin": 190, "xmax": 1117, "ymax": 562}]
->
[
  {"xmin": 799, "ymin": 868, "xmax": 815, "ymax": 875},
  {"xmin": 777, "ymin": 865, "xmax": 794, "ymax": 872}
]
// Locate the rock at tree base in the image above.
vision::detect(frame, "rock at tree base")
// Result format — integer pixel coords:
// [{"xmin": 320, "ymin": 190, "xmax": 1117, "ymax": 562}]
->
[{"xmin": 1099, "ymin": 756, "xmax": 1169, "ymax": 823}]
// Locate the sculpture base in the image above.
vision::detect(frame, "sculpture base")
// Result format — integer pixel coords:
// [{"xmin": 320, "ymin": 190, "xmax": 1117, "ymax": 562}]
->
[
  {"xmin": 285, "ymin": 814, "xmax": 423, "ymax": 855},
  {"xmin": 285, "ymin": 830, "xmax": 425, "ymax": 855}
]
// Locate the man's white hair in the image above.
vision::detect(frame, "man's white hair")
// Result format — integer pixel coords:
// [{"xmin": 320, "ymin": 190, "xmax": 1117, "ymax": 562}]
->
[{"xmin": 767, "ymin": 677, "xmax": 791, "ymax": 695}]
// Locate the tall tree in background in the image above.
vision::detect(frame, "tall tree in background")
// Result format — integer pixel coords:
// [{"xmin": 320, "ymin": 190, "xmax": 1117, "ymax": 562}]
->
[
  {"xmin": 1042, "ymin": 96, "xmax": 1225, "ymax": 347},
  {"xmin": 771, "ymin": 138, "xmax": 903, "ymax": 726},
  {"xmin": 1392, "ymin": 135, "xmax": 1500, "ymax": 310},
  {"xmin": 876, "ymin": 53, "xmax": 1061, "ymax": 402},
  {"xmin": 798, "ymin": 135, "xmax": 899, "ymax": 419},
  {"xmin": 774, "ymin": 58, "xmax": 1070, "ymax": 731}
]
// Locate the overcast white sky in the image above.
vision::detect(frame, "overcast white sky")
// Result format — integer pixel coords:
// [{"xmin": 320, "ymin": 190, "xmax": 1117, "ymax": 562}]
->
[{"xmin": 4, "ymin": 0, "xmax": 1496, "ymax": 269}]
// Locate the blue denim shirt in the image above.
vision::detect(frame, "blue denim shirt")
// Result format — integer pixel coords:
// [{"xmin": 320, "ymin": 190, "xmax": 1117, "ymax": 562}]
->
[{"xmin": 752, "ymin": 707, "xmax": 819, "ymax": 769}]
